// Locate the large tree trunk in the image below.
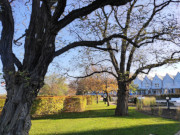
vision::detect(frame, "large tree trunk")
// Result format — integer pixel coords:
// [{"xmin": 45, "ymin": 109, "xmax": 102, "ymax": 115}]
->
[
  {"xmin": 0, "ymin": 79, "xmax": 39, "ymax": 135},
  {"xmin": 115, "ymin": 82, "xmax": 129, "ymax": 116},
  {"xmin": 0, "ymin": 99, "xmax": 31, "ymax": 135}
]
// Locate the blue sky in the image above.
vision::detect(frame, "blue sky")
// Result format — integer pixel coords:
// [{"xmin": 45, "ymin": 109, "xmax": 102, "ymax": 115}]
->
[{"xmin": 0, "ymin": 1, "xmax": 180, "ymax": 94}]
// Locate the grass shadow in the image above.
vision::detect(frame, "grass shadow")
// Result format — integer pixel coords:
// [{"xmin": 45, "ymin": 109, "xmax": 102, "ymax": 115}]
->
[
  {"xmin": 36, "ymin": 123, "xmax": 180, "ymax": 135},
  {"xmin": 32, "ymin": 107, "xmax": 162, "ymax": 121}
]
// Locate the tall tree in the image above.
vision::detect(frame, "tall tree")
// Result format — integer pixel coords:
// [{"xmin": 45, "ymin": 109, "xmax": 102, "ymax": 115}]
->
[
  {"xmin": 0, "ymin": 0, "xmax": 132, "ymax": 134},
  {"xmin": 69, "ymin": 72, "xmax": 117, "ymax": 105},
  {"xmin": 71, "ymin": 0, "xmax": 180, "ymax": 116},
  {"xmin": 72, "ymin": 75, "xmax": 102, "ymax": 96},
  {"xmin": 101, "ymin": 73, "xmax": 117, "ymax": 106}
]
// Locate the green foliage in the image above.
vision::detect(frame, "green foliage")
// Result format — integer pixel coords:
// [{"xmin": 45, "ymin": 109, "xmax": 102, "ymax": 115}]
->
[
  {"xmin": 129, "ymin": 81, "xmax": 138, "ymax": 93},
  {"xmin": 39, "ymin": 74, "xmax": 68, "ymax": 96},
  {"xmin": 63, "ymin": 96, "xmax": 87, "ymax": 112},
  {"xmin": 31, "ymin": 96, "xmax": 65, "ymax": 116}
]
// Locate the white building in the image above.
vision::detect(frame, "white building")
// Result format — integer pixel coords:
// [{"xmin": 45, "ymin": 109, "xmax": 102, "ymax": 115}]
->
[
  {"xmin": 151, "ymin": 75, "xmax": 163, "ymax": 95},
  {"xmin": 174, "ymin": 72, "xmax": 180, "ymax": 94},
  {"xmin": 133, "ymin": 76, "xmax": 143, "ymax": 95},
  {"xmin": 163, "ymin": 74, "xmax": 174, "ymax": 94},
  {"xmin": 134, "ymin": 72, "xmax": 180, "ymax": 95},
  {"xmin": 140, "ymin": 76, "xmax": 152, "ymax": 95}
]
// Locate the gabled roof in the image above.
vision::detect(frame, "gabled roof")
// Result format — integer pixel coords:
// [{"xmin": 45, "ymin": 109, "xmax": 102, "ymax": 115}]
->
[
  {"xmin": 167, "ymin": 74, "xmax": 175, "ymax": 79},
  {"xmin": 174, "ymin": 72, "xmax": 180, "ymax": 79},
  {"xmin": 156, "ymin": 75, "xmax": 164, "ymax": 80}
]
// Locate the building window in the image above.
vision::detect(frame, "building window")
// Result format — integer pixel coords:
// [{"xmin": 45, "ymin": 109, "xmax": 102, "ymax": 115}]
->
[
  {"xmin": 145, "ymin": 83, "xmax": 149, "ymax": 88},
  {"xmin": 155, "ymin": 83, "xmax": 159, "ymax": 88}
]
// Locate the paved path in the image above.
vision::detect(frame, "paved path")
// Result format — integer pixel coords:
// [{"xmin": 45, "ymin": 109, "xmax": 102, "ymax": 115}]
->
[{"xmin": 175, "ymin": 130, "xmax": 180, "ymax": 135}]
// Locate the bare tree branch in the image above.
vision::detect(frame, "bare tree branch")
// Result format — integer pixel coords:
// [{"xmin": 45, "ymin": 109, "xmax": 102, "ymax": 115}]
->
[
  {"xmin": 52, "ymin": 0, "xmax": 66, "ymax": 22},
  {"xmin": 128, "ymin": 57, "xmax": 180, "ymax": 83},
  {"xmin": 67, "ymin": 70, "xmax": 118, "ymax": 79},
  {"xmin": 54, "ymin": 0, "xmax": 132, "ymax": 32},
  {"xmin": 13, "ymin": 32, "xmax": 26, "ymax": 46},
  {"xmin": 12, "ymin": 54, "xmax": 23, "ymax": 70},
  {"xmin": 54, "ymin": 33, "xmax": 137, "ymax": 57}
]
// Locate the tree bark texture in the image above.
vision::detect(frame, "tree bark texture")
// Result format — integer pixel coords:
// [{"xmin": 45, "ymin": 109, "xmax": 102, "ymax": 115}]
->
[
  {"xmin": 115, "ymin": 82, "xmax": 129, "ymax": 116},
  {"xmin": 0, "ymin": 72, "xmax": 43, "ymax": 135}
]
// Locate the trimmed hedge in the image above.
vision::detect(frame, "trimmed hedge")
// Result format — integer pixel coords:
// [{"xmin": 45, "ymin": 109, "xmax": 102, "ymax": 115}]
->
[
  {"xmin": 63, "ymin": 96, "xmax": 87, "ymax": 112},
  {"xmin": 0, "ymin": 95, "xmax": 98, "ymax": 116},
  {"xmin": 86, "ymin": 95, "xmax": 94, "ymax": 105},
  {"xmin": 31, "ymin": 96, "xmax": 65, "ymax": 116},
  {"xmin": 0, "ymin": 98, "xmax": 5, "ymax": 110}
]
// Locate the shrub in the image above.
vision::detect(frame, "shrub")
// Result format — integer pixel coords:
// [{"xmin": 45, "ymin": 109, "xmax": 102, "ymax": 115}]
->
[
  {"xmin": 136, "ymin": 99, "xmax": 143, "ymax": 110},
  {"xmin": 142, "ymin": 97, "xmax": 156, "ymax": 107},
  {"xmin": 63, "ymin": 96, "xmax": 87, "ymax": 112},
  {"xmin": 158, "ymin": 107, "xmax": 162, "ymax": 116},
  {"xmin": 0, "ymin": 98, "xmax": 5, "ymax": 110},
  {"xmin": 136, "ymin": 97, "xmax": 156, "ymax": 111},
  {"xmin": 147, "ymin": 94, "xmax": 180, "ymax": 100},
  {"xmin": 31, "ymin": 96, "xmax": 65, "ymax": 116}
]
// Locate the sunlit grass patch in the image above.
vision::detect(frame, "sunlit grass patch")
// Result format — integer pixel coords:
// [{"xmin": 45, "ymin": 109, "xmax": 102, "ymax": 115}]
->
[{"xmin": 30, "ymin": 101, "xmax": 180, "ymax": 135}]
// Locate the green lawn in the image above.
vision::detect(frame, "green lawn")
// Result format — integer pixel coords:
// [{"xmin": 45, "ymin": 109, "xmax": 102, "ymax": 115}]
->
[{"xmin": 30, "ymin": 102, "xmax": 180, "ymax": 135}]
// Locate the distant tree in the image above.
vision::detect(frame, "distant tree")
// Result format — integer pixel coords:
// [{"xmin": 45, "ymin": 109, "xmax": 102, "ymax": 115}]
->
[
  {"xmin": 39, "ymin": 74, "xmax": 68, "ymax": 96},
  {"xmin": 72, "ymin": 0, "xmax": 180, "ymax": 116},
  {"xmin": 70, "ymin": 70, "xmax": 118, "ymax": 106},
  {"xmin": 101, "ymin": 73, "xmax": 117, "ymax": 106},
  {"xmin": 38, "ymin": 84, "xmax": 51, "ymax": 96},
  {"xmin": 68, "ymin": 80, "xmax": 77, "ymax": 96},
  {"xmin": 129, "ymin": 81, "xmax": 138, "ymax": 94}
]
